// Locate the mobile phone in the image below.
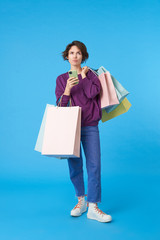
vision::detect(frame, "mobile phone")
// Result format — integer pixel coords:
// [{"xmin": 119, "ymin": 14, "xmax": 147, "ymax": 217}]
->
[{"xmin": 68, "ymin": 70, "xmax": 79, "ymax": 84}]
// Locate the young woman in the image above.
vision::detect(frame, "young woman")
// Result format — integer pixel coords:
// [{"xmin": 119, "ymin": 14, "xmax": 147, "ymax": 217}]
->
[{"xmin": 55, "ymin": 40, "xmax": 112, "ymax": 223}]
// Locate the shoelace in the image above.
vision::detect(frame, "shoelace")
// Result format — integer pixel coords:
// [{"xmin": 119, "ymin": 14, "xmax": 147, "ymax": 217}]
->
[
  {"xmin": 74, "ymin": 194, "xmax": 88, "ymax": 209},
  {"xmin": 94, "ymin": 203, "xmax": 106, "ymax": 215}
]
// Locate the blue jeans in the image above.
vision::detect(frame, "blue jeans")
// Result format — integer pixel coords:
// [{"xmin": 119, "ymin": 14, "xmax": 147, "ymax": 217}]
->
[{"xmin": 67, "ymin": 125, "xmax": 101, "ymax": 203}]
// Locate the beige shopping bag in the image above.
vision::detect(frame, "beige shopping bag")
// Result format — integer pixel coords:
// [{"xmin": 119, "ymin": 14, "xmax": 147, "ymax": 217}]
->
[{"xmin": 34, "ymin": 102, "xmax": 81, "ymax": 159}]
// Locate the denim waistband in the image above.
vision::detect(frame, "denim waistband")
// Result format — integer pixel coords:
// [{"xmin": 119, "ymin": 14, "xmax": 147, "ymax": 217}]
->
[{"xmin": 81, "ymin": 125, "xmax": 99, "ymax": 132}]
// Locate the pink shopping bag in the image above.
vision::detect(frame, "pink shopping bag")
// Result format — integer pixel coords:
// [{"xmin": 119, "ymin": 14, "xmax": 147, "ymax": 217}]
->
[
  {"xmin": 99, "ymin": 71, "xmax": 119, "ymax": 109},
  {"xmin": 34, "ymin": 104, "xmax": 82, "ymax": 159}
]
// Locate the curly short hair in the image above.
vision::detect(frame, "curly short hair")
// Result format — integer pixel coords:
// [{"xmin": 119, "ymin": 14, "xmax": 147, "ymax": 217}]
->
[{"xmin": 61, "ymin": 40, "xmax": 89, "ymax": 64}]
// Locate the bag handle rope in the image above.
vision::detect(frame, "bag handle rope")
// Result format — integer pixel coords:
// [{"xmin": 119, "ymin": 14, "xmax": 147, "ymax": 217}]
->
[
  {"xmin": 57, "ymin": 94, "xmax": 72, "ymax": 107},
  {"xmin": 88, "ymin": 66, "xmax": 99, "ymax": 76}
]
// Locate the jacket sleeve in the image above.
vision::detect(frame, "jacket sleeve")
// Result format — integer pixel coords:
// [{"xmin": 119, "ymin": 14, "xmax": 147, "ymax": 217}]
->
[
  {"xmin": 55, "ymin": 75, "xmax": 70, "ymax": 107},
  {"xmin": 80, "ymin": 70, "xmax": 101, "ymax": 99}
]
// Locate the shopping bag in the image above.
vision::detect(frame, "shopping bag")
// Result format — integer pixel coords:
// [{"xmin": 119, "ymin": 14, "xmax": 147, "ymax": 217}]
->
[
  {"xmin": 34, "ymin": 100, "xmax": 82, "ymax": 159},
  {"xmin": 103, "ymin": 74, "xmax": 130, "ymax": 113},
  {"xmin": 101, "ymin": 97, "xmax": 131, "ymax": 122},
  {"xmin": 89, "ymin": 66, "xmax": 130, "ymax": 113},
  {"xmin": 98, "ymin": 72, "xmax": 119, "ymax": 109},
  {"xmin": 34, "ymin": 104, "xmax": 49, "ymax": 153}
]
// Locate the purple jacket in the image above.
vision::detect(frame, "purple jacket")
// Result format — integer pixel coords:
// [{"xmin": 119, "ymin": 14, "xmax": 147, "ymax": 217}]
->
[{"xmin": 55, "ymin": 69, "xmax": 102, "ymax": 127}]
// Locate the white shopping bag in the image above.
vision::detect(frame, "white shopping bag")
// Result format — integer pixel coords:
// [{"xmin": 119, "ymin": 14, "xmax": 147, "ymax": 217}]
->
[{"xmin": 34, "ymin": 104, "xmax": 81, "ymax": 159}]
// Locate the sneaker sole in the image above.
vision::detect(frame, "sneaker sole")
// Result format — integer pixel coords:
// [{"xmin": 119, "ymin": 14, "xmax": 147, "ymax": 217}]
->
[
  {"xmin": 87, "ymin": 214, "xmax": 112, "ymax": 222},
  {"xmin": 71, "ymin": 208, "xmax": 87, "ymax": 217}
]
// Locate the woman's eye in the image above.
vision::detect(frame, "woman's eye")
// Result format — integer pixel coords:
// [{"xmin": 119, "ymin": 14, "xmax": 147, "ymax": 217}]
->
[{"xmin": 70, "ymin": 52, "xmax": 81, "ymax": 54}]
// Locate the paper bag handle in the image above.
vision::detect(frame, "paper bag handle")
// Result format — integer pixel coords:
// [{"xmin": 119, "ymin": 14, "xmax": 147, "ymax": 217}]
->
[{"xmin": 57, "ymin": 94, "xmax": 72, "ymax": 107}]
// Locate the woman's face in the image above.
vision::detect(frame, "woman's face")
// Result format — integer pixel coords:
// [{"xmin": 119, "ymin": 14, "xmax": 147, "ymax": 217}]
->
[{"xmin": 67, "ymin": 46, "xmax": 83, "ymax": 66}]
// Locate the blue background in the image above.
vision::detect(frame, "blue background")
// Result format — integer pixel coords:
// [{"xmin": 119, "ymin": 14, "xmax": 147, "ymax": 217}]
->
[{"xmin": 0, "ymin": 0, "xmax": 160, "ymax": 239}]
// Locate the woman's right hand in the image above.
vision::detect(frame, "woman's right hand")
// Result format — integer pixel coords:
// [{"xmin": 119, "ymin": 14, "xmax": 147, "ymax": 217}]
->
[{"xmin": 66, "ymin": 77, "xmax": 79, "ymax": 91}]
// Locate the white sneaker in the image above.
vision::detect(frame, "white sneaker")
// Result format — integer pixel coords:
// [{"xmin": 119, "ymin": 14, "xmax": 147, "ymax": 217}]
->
[
  {"xmin": 70, "ymin": 195, "xmax": 88, "ymax": 217},
  {"xmin": 87, "ymin": 203, "xmax": 112, "ymax": 222}
]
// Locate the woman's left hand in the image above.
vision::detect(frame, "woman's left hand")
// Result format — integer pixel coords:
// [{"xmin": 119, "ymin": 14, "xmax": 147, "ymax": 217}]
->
[{"xmin": 81, "ymin": 66, "xmax": 89, "ymax": 75}]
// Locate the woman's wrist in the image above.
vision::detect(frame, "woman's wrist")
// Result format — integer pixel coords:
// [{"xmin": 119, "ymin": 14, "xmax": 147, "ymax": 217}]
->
[
  {"xmin": 81, "ymin": 73, "xmax": 86, "ymax": 79},
  {"xmin": 64, "ymin": 87, "xmax": 71, "ymax": 96}
]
